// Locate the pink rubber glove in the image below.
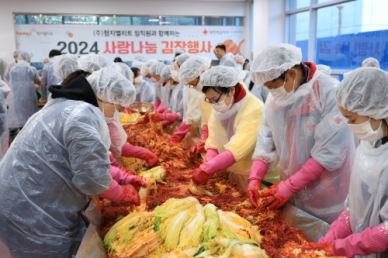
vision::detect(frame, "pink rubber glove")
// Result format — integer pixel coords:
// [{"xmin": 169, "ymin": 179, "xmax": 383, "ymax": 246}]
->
[
  {"xmin": 332, "ymin": 222, "xmax": 388, "ymax": 257},
  {"xmin": 163, "ymin": 109, "xmax": 172, "ymax": 114},
  {"xmin": 156, "ymin": 103, "xmax": 165, "ymax": 113},
  {"xmin": 124, "ymin": 107, "xmax": 132, "ymax": 114},
  {"xmin": 319, "ymin": 209, "xmax": 352, "ymax": 244},
  {"xmin": 192, "ymin": 151, "xmax": 236, "ymax": 185},
  {"xmin": 98, "ymin": 180, "xmax": 140, "ymax": 205},
  {"xmin": 110, "ymin": 155, "xmax": 120, "ymax": 167},
  {"xmin": 121, "ymin": 143, "xmax": 159, "ymax": 167},
  {"xmin": 190, "ymin": 125, "xmax": 209, "ymax": 154},
  {"xmin": 261, "ymin": 158, "xmax": 325, "ymax": 209},
  {"xmin": 167, "ymin": 121, "xmax": 191, "ymax": 144},
  {"xmin": 151, "ymin": 112, "xmax": 180, "ymax": 122},
  {"xmin": 154, "ymin": 100, "xmax": 161, "ymax": 111},
  {"xmin": 247, "ymin": 160, "xmax": 268, "ymax": 208},
  {"xmin": 205, "ymin": 148, "xmax": 219, "ymax": 162},
  {"xmin": 109, "ymin": 165, "xmax": 134, "ymax": 185}
]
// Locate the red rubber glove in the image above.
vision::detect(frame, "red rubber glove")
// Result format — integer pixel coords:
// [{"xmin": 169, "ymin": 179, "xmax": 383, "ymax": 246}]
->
[
  {"xmin": 167, "ymin": 121, "xmax": 191, "ymax": 145},
  {"xmin": 190, "ymin": 141, "xmax": 205, "ymax": 154},
  {"xmin": 247, "ymin": 160, "xmax": 268, "ymax": 208},
  {"xmin": 192, "ymin": 168, "xmax": 210, "ymax": 185},
  {"xmin": 300, "ymin": 243, "xmax": 335, "ymax": 256},
  {"xmin": 127, "ymin": 175, "xmax": 148, "ymax": 191},
  {"xmin": 150, "ymin": 112, "xmax": 163, "ymax": 122},
  {"xmin": 259, "ymin": 181, "xmax": 293, "ymax": 209},
  {"xmin": 151, "ymin": 112, "xmax": 180, "ymax": 122},
  {"xmin": 144, "ymin": 112, "xmax": 151, "ymax": 124},
  {"xmin": 124, "ymin": 107, "xmax": 132, "ymax": 114},
  {"xmin": 247, "ymin": 180, "xmax": 262, "ymax": 209},
  {"xmin": 121, "ymin": 143, "xmax": 159, "ymax": 167},
  {"xmin": 319, "ymin": 209, "xmax": 352, "ymax": 244},
  {"xmin": 121, "ymin": 184, "xmax": 140, "ymax": 205},
  {"xmin": 154, "ymin": 100, "xmax": 161, "ymax": 111},
  {"xmin": 162, "ymin": 120, "xmax": 174, "ymax": 127}
]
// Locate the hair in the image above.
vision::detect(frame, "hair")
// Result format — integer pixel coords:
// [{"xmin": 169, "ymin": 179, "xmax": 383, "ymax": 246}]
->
[
  {"xmin": 272, "ymin": 63, "xmax": 303, "ymax": 82},
  {"xmin": 61, "ymin": 70, "xmax": 91, "ymax": 86},
  {"xmin": 114, "ymin": 57, "xmax": 123, "ymax": 63},
  {"xmin": 202, "ymin": 86, "xmax": 230, "ymax": 95},
  {"xmin": 49, "ymin": 49, "xmax": 62, "ymax": 58},
  {"xmin": 131, "ymin": 67, "xmax": 140, "ymax": 78},
  {"xmin": 174, "ymin": 53, "xmax": 182, "ymax": 61},
  {"xmin": 215, "ymin": 45, "xmax": 226, "ymax": 52},
  {"xmin": 249, "ymin": 81, "xmax": 255, "ymax": 91}
]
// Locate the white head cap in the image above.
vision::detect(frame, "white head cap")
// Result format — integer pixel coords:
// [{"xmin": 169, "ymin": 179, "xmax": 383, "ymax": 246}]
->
[
  {"xmin": 116, "ymin": 63, "xmax": 134, "ymax": 83},
  {"xmin": 18, "ymin": 52, "xmax": 31, "ymax": 62},
  {"xmin": 161, "ymin": 65, "xmax": 174, "ymax": 81},
  {"xmin": 77, "ymin": 55, "xmax": 116, "ymax": 73},
  {"xmin": 223, "ymin": 59, "xmax": 237, "ymax": 68},
  {"xmin": 362, "ymin": 57, "xmax": 380, "ymax": 69},
  {"xmin": 200, "ymin": 66, "xmax": 245, "ymax": 87},
  {"xmin": 141, "ymin": 59, "xmax": 158, "ymax": 76},
  {"xmin": 179, "ymin": 56, "xmax": 212, "ymax": 85},
  {"xmin": 316, "ymin": 64, "xmax": 332, "ymax": 75},
  {"xmin": 175, "ymin": 54, "xmax": 190, "ymax": 67},
  {"xmin": 149, "ymin": 62, "xmax": 166, "ymax": 76},
  {"xmin": 53, "ymin": 54, "xmax": 78, "ymax": 80}
]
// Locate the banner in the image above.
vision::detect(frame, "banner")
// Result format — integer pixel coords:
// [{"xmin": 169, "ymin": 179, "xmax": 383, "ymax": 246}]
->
[{"xmin": 15, "ymin": 25, "xmax": 246, "ymax": 62}]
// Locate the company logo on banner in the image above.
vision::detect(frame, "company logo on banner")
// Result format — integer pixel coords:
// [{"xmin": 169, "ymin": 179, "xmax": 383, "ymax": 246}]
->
[{"xmin": 15, "ymin": 25, "xmax": 246, "ymax": 62}]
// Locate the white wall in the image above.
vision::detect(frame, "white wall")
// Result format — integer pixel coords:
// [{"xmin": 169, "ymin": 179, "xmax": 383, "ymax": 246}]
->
[{"xmin": 0, "ymin": 0, "xmax": 250, "ymax": 73}]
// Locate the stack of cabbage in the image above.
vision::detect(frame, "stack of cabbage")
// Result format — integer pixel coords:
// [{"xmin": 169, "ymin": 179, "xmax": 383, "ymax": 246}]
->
[{"xmin": 104, "ymin": 197, "xmax": 268, "ymax": 258}]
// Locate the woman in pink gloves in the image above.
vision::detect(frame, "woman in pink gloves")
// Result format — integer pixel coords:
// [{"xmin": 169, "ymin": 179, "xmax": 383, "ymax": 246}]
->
[
  {"xmin": 303, "ymin": 68, "xmax": 388, "ymax": 257},
  {"xmin": 247, "ymin": 44, "xmax": 355, "ymax": 224}
]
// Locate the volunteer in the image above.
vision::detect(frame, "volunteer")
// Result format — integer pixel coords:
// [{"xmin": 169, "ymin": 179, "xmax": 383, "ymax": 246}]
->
[
  {"xmin": 306, "ymin": 68, "xmax": 388, "ymax": 257},
  {"xmin": 0, "ymin": 76, "xmax": 9, "ymax": 160},
  {"xmin": 3, "ymin": 50, "xmax": 21, "ymax": 86},
  {"xmin": 150, "ymin": 65, "xmax": 183, "ymax": 127},
  {"xmin": 149, "ymin": 62, "xmax": 171, "ymax": 113},
  {"xmin": 179, "ymin": 56, "xmax": 213, "ymax": 154},
  {"xmin": 214, "ymin": 44, "xmax": 230, "ymax": 65},
  {"xmin": 223, "ymin": 60, "xmax": 250, "ymax": 86},
  {"xmin": 41, "ymin": 49, "xmax": 62, "ymax": 100},
  {"xmin": 8, "ymin": 52, "xmax": 41, "ymax": 130},
  {"xmin": 232, "ymin": 54, "xmax": 245, "ymax": 70},
  {"xmin": 0, "ymin": 67, "xmax": 141, "ymax": 257},
  {"xmin": 248, "ymin": 44, "xmax": 355, "ymax": 224},
  {"xmin": 316, "ymin": 64, "xmax": 332, "ymax": 75},
  {"xmin": 141, "ymin": 59, "xmax": 161, "ymax": 109},
  {"xmin": 192, "ymin": 66, "xmax": 278, "ymax": 191},
  {"xmin": 53, "ymin": 54, "xmax": 79, "ymax": 84},
  {"xmin": 131, "ymin": 67, "xmax": 155, "ymax": 103},
  {"xmin": 78, "ymin": 54, "xmax": 118, "ymax": 74},
  {"xmin": 167, "ymin": 54, "xmax": 203, "ymax": 144}
]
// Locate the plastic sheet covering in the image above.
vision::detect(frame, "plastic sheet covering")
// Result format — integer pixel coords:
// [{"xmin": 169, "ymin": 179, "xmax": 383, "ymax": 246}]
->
[
  {"xmin": 75, "ymin": 197, "xmax": 106, "ymax": 258},
  {"xmin": 281, "ymin": 203, "xmax": 331, "ymax": 243}
]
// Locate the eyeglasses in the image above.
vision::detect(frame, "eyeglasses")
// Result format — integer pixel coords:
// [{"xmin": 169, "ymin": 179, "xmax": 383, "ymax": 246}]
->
[{"xmin": 205, "ymin": 92, "xmax": 224, "ymax": 104}]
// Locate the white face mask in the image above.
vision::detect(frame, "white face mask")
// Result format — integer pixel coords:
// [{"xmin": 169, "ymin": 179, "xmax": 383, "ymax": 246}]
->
[
  {"xmin": 269, "ymin": 73, "xmax": 296, "ymax": 101},
  {"xmin": 236, "ymin": 65, "xmax": 243, "ymax": 70},
  {"xmin": 171, "ymin": 70, "xmax": 180, "ymax": 82},
  {"xmin": 134, "ymin": 77, "xmax": 142, "ymax": 85},
  {"xmin": 195, "ymin": 81, "xmax": 203, "ymax": 93},
  {"xmin": 167, "ymin": 82, "xmax": 176, "ymax": 90},
  {"xmin": 348, "ymin": 119, "xmax": 384, "ymax": 142},
  {"xmin": 150, "ymin": 77, "xmax": 158, "ymax": 83},
  {"xmin": 212, "ymin": 94, "xmax": 233, "ymax": 113}
]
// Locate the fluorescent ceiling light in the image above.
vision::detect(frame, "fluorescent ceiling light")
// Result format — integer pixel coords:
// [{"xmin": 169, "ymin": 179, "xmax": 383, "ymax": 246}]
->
[{"xmin": 148, "ymin": 19, "xmax": 159, "ymax": 22}]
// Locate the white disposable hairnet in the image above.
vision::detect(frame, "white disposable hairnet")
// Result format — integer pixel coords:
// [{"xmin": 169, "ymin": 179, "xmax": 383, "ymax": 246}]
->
[
  {"xmin": 232, "ymin": 54, "xmax": 244, "ymax": 64},
  {"xmin": 132, "ymin": 60, "xmax": 144, "ymax": 69},
  {"xmin": 13, "ymin": 50, "xmax": 21, "ymax": 57},
  {"xmin": 179, "ymin": 56, "xmax": 212, "ymax": 85},
  {"xmin": 176, "ymin": 54, "xmax": 190, "ymax": 67},
  {"xmin": 362, "ymin": 57, "xmax": 380, "ymax": 69},
  {"xmin": 42, "ymin": 57, "xmax": 50, "ymax": 63},
  {"xmin": 18, "ymin": 52, "xmax": 31, "ymax": 62},
  {"xmin": 134, "ymin": 56, "xmax": 146, "ymax": 62},
  {"xmin": 336, "ymin": 67, "xmax": 388, "ymax": 119},
  {"xmin": 149, "ymin": 62, "xmax": 165, "ymax": 76},
  {"xmin": 116, "ymin": 63, "xmax": 134, "ymax": 82},
  {"xmin": 200, "ymin": 66, "xmax": 245, "ymax": 87},
  {"xmin": 175, "ymin": 49, "xmax": 185, "ymax": 55},
  {"xmin": 77, "ymin": 55, "xmax": 115, "ymax": 73},
  {"xmin": 141, "ymin": 59, "xmax": 158, "ymax": 76},
  {"xmin": 87, "ymin": 67, "xmax": 136, "ymax": 107},
  {"xmin": 161, "ymin": 65, "xmax": 174, "ymax": 81},
  {"xmin": 250, "ymin": 43, "xmax": 302, "ymax": 85},
  {"xmin": 53, "ymin": 54, "xmax": 78, "ymax": 80},
  {"xmin": 316, "ymin": 64, "xmax": 332, "ymax": 75},
  {"xmin": 223, "ymin": 59, "xmax": 237, "ymax": 68}
]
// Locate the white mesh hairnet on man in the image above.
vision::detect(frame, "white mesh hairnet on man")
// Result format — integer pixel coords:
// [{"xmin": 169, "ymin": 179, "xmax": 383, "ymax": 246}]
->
[
  {"xmin": 77, "ymin": 55, "xmax": 115, "ymax": 73},
  {"xmin": 134, "ymin": 56, "xmax": 146, "ymax": 62},
  {"xmin": 13, "ymin": 51, "xmax": 21, "ymax": 57},
  {"xmin": 336, "ymin": 67, "xmax": 388, "ymax": 119},
  {"xmin": 18, "ymin": 52, "xmax": 31, "ymax": 62},
  {"xmin": 141, "ymin": 59, "xmax": 158, "ymax": 76},
  {"xmin": 149, "ymin": 62, "xmax": 165, "ymax": 76},
  {"xmin": 176, "ymin": 54, "xmax": 190, "ymax": 67},
  {"xmin": 316, "ymin": 64, "xmax": 332, "ymax": 75},
  {"xmin": 362, "ymin": 57, "xmax": 380, "ymax": 69},
  {"xmin": 161, "ymin": 65, "xmax": 174, "ymax": 81},
  {"xmin": 87, "ymin": 67, "xmax": 136, "ymax": 107},
  {"xmin": 179, "ymin": 56, "xmax": 212, "ymax": 85},
  {"xmin": 232, "ymin": 54, "xmax": 244, "ymax": 64},
  {"xmin": 53, "ymin": 54, "xmax": 78, "ymax": 80},
  {"xmin": 250, "ymin": 43, "xmax": 302, "ymax": 85},
  {"xmin": 223, "ymin": 59, "xmax": 237, "ymax": 68},
  {"xmin": 200, "ymin": 66, "xmax": 245, "ymax": 87},
  {"xmin": 116, "ymin": 63, "xmax": 134, "ymax": 83}
]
